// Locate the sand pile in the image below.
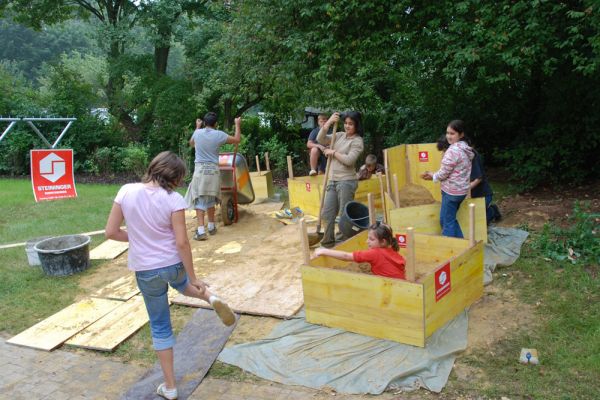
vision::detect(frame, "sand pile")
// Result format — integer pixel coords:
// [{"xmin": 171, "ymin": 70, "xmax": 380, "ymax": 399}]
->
[{"xmin": 397, "ymin": 184, "xmax": 436, "ymax": 207}]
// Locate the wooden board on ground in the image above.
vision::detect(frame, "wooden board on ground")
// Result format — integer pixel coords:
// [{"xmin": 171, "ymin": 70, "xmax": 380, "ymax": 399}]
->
[
  {"xmin": 123, "ymin": 308, "xmax": 238, "ymax": 400},
  {"xmin": 90, "ymin": 239, "xmax": 129, "ymax": 260},
  {"xmin": 66, "ymin": 295, "xmax": 148, "ymax": 351},
  {"xmin": 92, "ymin": 274, "xmax": 139, "ymax": 301},
  {"xmin": 7, "ymin": 298, "xmax": 121, "ymax": 351},
  {"xmin": 244, "ymin": 201, "xmax": 284, "ymax": 215},
  {"xmin": 173, "ymin": 224, "xmax": 305, "ymax": 318}
]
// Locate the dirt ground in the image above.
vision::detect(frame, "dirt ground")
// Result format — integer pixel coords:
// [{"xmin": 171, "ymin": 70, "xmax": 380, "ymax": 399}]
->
[{"xmin": 73, "ymin": 179, "xmax": 599, "ymax": 396}]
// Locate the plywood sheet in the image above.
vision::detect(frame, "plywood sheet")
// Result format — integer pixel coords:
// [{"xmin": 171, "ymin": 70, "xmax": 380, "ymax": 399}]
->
[
  {"xmin": 302, "ymin": 266, "xmax": 425, "ymax": 347},
  {"xmin": 424, "ymin": 241, "xmax": 484, "ymax": 337},
  {"xmin": 90, "ymin": 239, "xmax": 129, "ymax": 260},
  {"xmin": 172, "ymin": 224, "xmax": 305, "ymax": 318},
  {"xmin": 66, "ymin": 295, "xmax": 148, "ymax": 351},
  {"xmin": 250, "ymin": 171, "xmax": 275, "ymax": 199},
  {"xmin": 7, "ymin": 298, "xmax": 121, "ymax": 351},
  {"xmin": 92, "ymin": 274, "xmax": 139, "ymax": 301},
  {"xmin": 389, "ymin": 197, "xmax": 487, "ymax": 243}
]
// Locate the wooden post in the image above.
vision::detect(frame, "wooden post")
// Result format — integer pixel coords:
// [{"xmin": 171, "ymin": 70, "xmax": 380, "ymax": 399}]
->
[
  {"xmin": 383, "ymin": 149, "xmax": 391, "ymax": 196},
  {"xmin": 406, "ymin": 227, "xmax": 416, "ymax": 281},
  {"xmin": 287, "ymin": 155, "xmax": 294, "ymax": 180},
  {"xmin": 393, "ymin": 173, "xmax": 400, "ymax": 208},
  {"xmin": 299, "ymin": 218, "xmax": 310, "ymax": 265},
  {"xmin": 367, "ymin": 192, "xmax": 375, "ymax": 226},
  {"xmin": 377, "ymin": 172, "xmax": 387, "ymax": 223},
  {"xmin": 405, "ymin": 147, "xmax": 411, "ymax": 185},
  {"xmin": 255, "ymin": 155, "xmax": 261, "ymax": 175},
  {"xmin": 265, "ymin": 152, "xmax": 271, "ymax": 171},
  {"xmin": 469, "ymin": 203, "xmax": 476, "ymax": 247}
]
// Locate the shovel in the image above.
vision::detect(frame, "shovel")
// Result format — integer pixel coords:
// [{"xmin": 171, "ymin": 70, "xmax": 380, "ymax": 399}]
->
[{"xmin": 307, "ymin": 121, "xmax": 338, "ymax": 246}]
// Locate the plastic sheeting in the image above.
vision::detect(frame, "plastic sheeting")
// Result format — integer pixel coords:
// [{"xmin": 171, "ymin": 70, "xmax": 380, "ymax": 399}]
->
[
  {"xmin": 218, "ymin": 310, "xmax": 468, "ymax": 394},
  {"xmin": 484, "ymin": 226, "xmax": 529, "ymax": 285}
]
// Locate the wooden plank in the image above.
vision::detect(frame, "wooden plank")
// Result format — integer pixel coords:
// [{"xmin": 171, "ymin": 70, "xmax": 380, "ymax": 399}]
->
[
  {"xmin": 123, "ymin": 308, "xmax": 237, "ymax": 400},
  {"xmin": 250, "ymin": 171, "xmax": 274, "ymax": 199},
  {"xmin": 405, "ymin": 143, "xmax": 442, "ymax": 202},
  {"xmin": 389, "ymin": 197, "xmax": 487, "ymax": 243},
  {"xmin": 302, "ymin": 266, "xmax": 425, "ymax": 347},
  {"xmin": 66, "ymin": 295, "xmax": 148, "ymax": 351},
  {"xmin": 423, "ymin": 241, "xmax": 484, "ymax": 337},
  {"xmin": 397, "ymin": 232, "xmax": 470, "ymax": 266},
  {"xmin": 172, "ymin": 224, "xmax": 305, "ymax": 318},
  {"xmin": 385, "ymin": 144, "xmax": 407, "ymax": 190},
  {"xmin": 89, "ymin": 239, "xmax": 129, "ymax": 260},
  {"xmin": 92, "ymin": 274, "xmax": 139, "ymax": 301},
  {"xmin": 288, "ymin": 175, "xmax": 383, "ymax": 218},
  {"xmin": 7, "ymin": 298, "xmax": 121, "ymax": 351}
]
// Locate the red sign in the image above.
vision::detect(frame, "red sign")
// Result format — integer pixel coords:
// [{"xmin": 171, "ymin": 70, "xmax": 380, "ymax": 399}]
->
[
  {"xmin": 306, "ymin": 182, "xmax": 311, "ymax": 192},
  {"xmin": 419, "ymin": 151, "xmax": 429, "ymax": 162},
  {"xmin": 396, "ymin": 234, "xmax": 407, "ymax": 248},
  {"xmin": 30, "ymin": 149, "xmax": 77, "ymax": 202},
  {"xmin": 435, "ymin": 262, "xmax": 452, "ymax": 301}
]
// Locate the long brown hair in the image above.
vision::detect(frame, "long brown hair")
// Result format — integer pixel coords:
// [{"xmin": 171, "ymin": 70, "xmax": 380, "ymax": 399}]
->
[
  {"xmin": 142, "ymin": 151, "xmax": 186, "ymax": 192},
  {"xmin": 369, "ymin": 222, "xmax": 399, "ymax": 251}
]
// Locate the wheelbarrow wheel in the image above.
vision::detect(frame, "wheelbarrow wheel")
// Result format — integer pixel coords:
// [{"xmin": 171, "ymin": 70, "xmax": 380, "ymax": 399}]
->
[{"xmin": 221, "ymin": 195, "xmax": 235, "ymax": 226}]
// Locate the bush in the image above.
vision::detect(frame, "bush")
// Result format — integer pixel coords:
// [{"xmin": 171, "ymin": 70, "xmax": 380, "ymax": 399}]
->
[{"xmin": 120, "ymin": 144, "xmax": 149, "ymax": 179}]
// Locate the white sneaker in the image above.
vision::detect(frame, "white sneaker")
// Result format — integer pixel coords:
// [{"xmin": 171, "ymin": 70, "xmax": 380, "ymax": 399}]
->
[
  {"xmin": 210, "ymin": 296, "xmax": 236, "ymax": 326},
  {"xmin": 157, "ymin": 383, "xmax": 178, "ymax": 400},
  {"xmin": 309, "ymin": 169, "xmax": 317, "ymax": 176}
]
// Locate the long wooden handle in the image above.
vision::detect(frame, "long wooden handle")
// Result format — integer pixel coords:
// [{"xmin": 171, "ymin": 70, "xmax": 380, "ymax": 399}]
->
[
  {"xmin": 316, "ymin": 121, "xmax": 338, "ymax": 229},
  {"xmin": 406, "ymin": 227, "xmax": 416, "ymax": 281}
]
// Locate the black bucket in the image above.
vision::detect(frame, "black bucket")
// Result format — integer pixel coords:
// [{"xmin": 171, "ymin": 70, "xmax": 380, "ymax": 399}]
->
[
  {"xmin": 34, "ymin": 235, "xmax": 91, "ymax": 276},
  {"xmin": 338, "ymin": 201, "xmax": 370, "ymax": 238}
]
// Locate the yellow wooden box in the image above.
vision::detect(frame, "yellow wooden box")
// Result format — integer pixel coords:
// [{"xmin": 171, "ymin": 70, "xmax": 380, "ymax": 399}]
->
[
  {"xmin": 250, "ymin": 171, "xmax": 275, "ymax": 200},
  {"xmin": 288, "ymin": 175, "xmax": 384, "ymax": 217},
  {"xmin": 288, "ymin": 142, "xmax": 441, "ymax": 215},
  {"xmin": 301, "ymin": 230, "xmax": 484, "ymax": 347}
]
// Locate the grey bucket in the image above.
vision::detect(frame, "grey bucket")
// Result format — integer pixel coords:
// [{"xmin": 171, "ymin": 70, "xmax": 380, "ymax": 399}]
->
[
  {"xmin": 34, "ymin": 235, "xmax": 91, "ymax": 276},
  {"xmin": 338, "ymin": 201, "xmax": 370, "ymax": 239},
  {"xmin": 25, "ymin": 236, "xmax": 52, "ymax": 266}
]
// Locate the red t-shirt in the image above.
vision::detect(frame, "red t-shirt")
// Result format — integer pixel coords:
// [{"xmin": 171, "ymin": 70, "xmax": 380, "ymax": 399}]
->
[{"xmin": 352, "ymin": 247, "xmax": 406, "ymax": 279}]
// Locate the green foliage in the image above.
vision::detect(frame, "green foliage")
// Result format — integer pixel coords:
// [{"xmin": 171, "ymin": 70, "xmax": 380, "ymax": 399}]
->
[
  {"xmin": 531, "ymin": 202, "xmax": 600, "ymax": 265},
  {"xmin": 120, "ymin": 143, "xmax": 150, "ymax": 179}
]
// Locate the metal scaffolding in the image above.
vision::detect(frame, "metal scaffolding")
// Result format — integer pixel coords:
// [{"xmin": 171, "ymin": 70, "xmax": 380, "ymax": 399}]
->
[{"xmin": 0, "ymin": 117, "xmax": 77, "ymax": 148}]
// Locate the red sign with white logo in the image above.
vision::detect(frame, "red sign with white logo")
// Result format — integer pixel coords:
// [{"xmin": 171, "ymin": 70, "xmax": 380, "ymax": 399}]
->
[
  {"xmin": 306, "ymin": 182, "xmax": 311, "ymax": 192},
  {"xmin": 435, "ymin": 262, "xmax": 452, "ymax": 302},
  {"xmin": 419, "ymin": 151, "xmax": 429, "ymax": 162},
  {"xmin": 30, "ymin": 149, "xmax": 77, "ymax": 202},
  {"xmin": 396, "ymin": 233, "xmax": 407, "ymax": 248}
]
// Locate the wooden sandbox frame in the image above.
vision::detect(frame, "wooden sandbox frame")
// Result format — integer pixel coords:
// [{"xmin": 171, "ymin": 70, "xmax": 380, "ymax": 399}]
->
[
  {"xmin": 287, "ymin": 143, "xmax": 442, "ymax": 216},
  {"xmin": 299, "ymin": 205, "xmax": 484, "ymax": 347},
  {"xmin": 249, "ymin": 152, "xmax": 275, "ymax": 200}
]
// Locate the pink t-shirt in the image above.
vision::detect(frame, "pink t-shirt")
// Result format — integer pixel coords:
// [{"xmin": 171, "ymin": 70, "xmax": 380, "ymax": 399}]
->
[{"xmin": 114, "ymin": 183, "xmax": 188, "ymax": 271}]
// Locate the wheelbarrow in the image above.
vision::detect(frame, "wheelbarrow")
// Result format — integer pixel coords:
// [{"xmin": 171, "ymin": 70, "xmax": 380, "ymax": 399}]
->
[{"xmin": 218, "ymin": 145, "xmax": 255, "ymax": 225}]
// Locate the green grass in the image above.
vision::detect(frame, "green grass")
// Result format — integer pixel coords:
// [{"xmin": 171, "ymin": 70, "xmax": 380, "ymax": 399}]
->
[
  {"xmin": 446, "ymin": 208, "xmax": 600, "ymax": 400},
  {"xmin": 0, "ymin": 178, "xmax": 120, "ymax": 334}
]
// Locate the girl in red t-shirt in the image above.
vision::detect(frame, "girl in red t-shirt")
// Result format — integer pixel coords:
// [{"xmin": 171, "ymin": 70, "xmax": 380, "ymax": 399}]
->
[{"xmin": 314, "ymin": 222, "xmax": 406, "ymax": 279}]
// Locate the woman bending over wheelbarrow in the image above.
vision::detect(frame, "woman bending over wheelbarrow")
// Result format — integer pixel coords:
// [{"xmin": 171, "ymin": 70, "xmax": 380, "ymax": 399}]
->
[{"xmin": 316, "ymin": 111, "xmax": 364, "ymax": 248}]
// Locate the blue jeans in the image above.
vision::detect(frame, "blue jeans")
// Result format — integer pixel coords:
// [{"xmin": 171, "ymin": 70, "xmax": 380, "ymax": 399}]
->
[
  {"xmin": 484, "ymin": 194, "xmax": 493, "ymax": 224},
  {"xmin": 135, "ymin": 262, "xmax": 189, "ymax": 351},
  {"xmin": 440, "ymin": 191, "xmax": 466, "ymax": 238}
]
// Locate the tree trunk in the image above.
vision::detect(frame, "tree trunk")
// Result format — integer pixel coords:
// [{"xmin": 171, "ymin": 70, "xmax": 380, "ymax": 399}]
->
[
  {"xmin": 154, "ymin": 46, "xmax": 170, "ymax": 75},
  {"xmin": 223, "ymin": 99, "xmax": 233, "ymax": 131}
]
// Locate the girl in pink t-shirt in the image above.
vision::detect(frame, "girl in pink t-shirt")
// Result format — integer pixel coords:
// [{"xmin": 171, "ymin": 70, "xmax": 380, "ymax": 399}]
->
[
  {"xmin": 314, "ymin": 222, "xmax": 406, "ymax": 279},
  {"xmin": 105, "ymin": 151, "xmax": 235, "ymax": 400}
]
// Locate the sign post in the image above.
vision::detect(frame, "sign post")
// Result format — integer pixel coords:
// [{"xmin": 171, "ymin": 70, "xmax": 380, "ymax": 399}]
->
[{"xmin": 30, "ymin": 149, "xmax": 77, "ymax": 202}]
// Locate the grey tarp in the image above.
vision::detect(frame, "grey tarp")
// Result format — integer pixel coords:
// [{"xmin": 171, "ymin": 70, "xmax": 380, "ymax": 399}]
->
[
  {"xmin": 218, "ymin": 310, "xmax": 468, "ymax": 394},
  {"xmin": 484, "ymin": 226, "xmax": 529, "ymax": 284}
]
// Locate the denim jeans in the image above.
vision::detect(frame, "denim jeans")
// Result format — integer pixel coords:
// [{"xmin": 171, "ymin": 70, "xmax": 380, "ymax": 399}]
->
[
  {"xmin": 135, "ymin": 262, "xmax": 189, "ymax": 351},
  {"xmin": 440, "ymin": 191, "xmax": 466, "ymax": 238},
  {"xmin": 321, "ymin": 180, "xmax": 358, "ymax": 248},
  {"xmin": 484, "ymin": 193, "xmax": 493, "ymax": 225}
]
